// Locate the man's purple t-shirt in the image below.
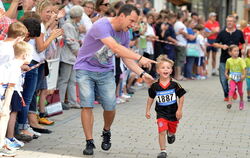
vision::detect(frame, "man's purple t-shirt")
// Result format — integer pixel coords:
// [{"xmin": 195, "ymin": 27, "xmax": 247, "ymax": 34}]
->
[{"xmin": 74, "ymin": 18, "xmax": 130, "ymax": 72}]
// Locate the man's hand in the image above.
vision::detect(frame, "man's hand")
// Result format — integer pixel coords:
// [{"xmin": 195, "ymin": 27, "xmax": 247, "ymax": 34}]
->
[
  {"xmin": 138, "ymin": 56, "xmax": 157, "ymax": 69},
  {"xmin": 142, "ymin": 72, "xmax": 155, "ymax": 86},
  {"xmin": 176, "ymin": 110, "xmax": 182, "ymax": 120},
  {"xmin": 222, "ymin": 44, "xmax": 228, "ymax": 50}
]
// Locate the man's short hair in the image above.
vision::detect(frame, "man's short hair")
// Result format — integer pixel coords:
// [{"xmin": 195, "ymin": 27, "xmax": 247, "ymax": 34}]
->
[
  {"xmin": 117, "ymin": 4, "xmax": 140, "ymax": 16},
  {"xmin": 13, "ymin": 41, "xmax": 33, "ymax": 58},
  {"xmin": 7, "ymin": 22, "xmax": 28, "ymax": 38}
]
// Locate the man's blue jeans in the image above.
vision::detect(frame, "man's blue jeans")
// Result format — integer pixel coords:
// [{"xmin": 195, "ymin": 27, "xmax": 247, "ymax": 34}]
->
[{"xmin": 219, "ymin": 63, "xmax": 229, "ymax": 98}]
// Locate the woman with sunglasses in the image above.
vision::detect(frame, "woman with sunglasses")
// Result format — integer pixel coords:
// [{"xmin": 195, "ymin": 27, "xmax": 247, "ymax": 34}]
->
[{"xmin": 92, "ymin": 0, "xmax": 110, "ymax": 23}]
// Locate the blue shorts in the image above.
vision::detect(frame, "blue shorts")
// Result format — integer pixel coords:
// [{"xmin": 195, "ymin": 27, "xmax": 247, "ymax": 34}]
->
[
  {"xmin": 195, "ymin": 57, "xmax": 204, "ymax": 66},
  {"xmin": 206, "ymin": 39, "xmax": 218, "ymax": 52},
  {"xmin": 11, "ymin": 91, "xmax": 22, "ymax": 112},
  {"xmin": 76, "ymin": 69, "xmax": 116, "ymax": 111}
]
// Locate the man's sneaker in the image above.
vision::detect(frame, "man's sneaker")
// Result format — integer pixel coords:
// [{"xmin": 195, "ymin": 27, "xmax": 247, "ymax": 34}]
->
[
  {"xmin": 227, "ymin": 104, "xmax": 232, "ymax": 109},
  {"xmin": 0, "ymin": 146, "xmax": 16, "ymax": 157},
  {"xmin": 233, "ymin": 92, "xmax": 238, "ymax": 100},
  {"xmin": 5, "ymin": 138, "xmax": 21, "ymax": 150},
  {"xmin": 101, "ymin": 130, "xmax": 111, "ymax": 151},
  {"xmin": 239, "ymin": 101, "xmax": 244, "ymax": 110},
  {"xmin": 224, "ymin": 97, "xmax": 229, "ymax": 102},
  {"xmin": 167, "ymin": 134, "xmax": 175, "ymax": 144},
  {"xmin": 157, "ymin": 151, "xmax": 167, "ymax": 158},
  {"xmin": 83, "ymin": 139, "xmax": 96, "ymax": 155},
  {"xmin": 39, "ymin": 117, "xmax": 54, "ymax": 125}
]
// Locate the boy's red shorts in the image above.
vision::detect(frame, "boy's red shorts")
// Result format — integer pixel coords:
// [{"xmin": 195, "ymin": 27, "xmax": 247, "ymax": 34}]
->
[{"xmin": 157, "ymin": 118, "xmax": 179, "ymax": 133}]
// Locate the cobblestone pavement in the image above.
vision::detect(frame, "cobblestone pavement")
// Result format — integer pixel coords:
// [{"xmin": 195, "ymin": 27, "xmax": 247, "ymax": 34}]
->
[{"xmin": 15, "ymin": 76, "xmax": 250, "ymax": 158}]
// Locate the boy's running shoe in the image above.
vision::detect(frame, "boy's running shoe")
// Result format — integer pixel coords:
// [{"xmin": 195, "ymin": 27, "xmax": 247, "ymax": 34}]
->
[
  {"xmin": 83, "ymin": 140, "xmax": 96, "ymax": 155},
  {"xmin": 227, "ymin": 104, "xmax": 232, "ymax": 109},
  {"xmin": 39, "ymin": 117, "xmax": 54, "ymax": 125},
  {"xmin": 5, "ymin": 138, "xmax": 21, "ymax": 150},
  {"xmin": 101, "ymin": 130, "xmax": 111, "ymax": 151},
  {"xmin": 239, "ymin": 101, "xmax": 244, "ymax": 110},
  {"xmin": 157, "ymin": 151, "xmax": 167, "ymax": 158},
  {"xmin": 167, "ymin": 134, "xmax": 175, "ymax": 144}
]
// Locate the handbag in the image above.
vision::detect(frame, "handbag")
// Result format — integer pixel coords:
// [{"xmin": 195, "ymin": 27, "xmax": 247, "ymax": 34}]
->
[
  {"xmin": 45, "ymin": 90, "xmax": 63, "ymax": 117},
  {"xmin": 186, "ymin": 43, "xmax": 200, "ymax": 57}
]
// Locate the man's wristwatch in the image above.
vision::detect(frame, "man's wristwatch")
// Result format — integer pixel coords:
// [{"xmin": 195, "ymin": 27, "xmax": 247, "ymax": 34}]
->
[{"xmin": 139, "ymin": 71, "xmax": 146, "ymax": 78}]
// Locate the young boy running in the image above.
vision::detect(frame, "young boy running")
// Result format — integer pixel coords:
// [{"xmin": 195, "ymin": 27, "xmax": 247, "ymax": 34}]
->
[{"xmin": 146, "ymin": 55, "xmax": 186, "ymax": 158}]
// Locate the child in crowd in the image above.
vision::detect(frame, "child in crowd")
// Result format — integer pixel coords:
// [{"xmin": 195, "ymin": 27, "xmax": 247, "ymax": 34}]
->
[
  {"xmin": 0, "ymin": 41, "xmax": 33, "ymax": 157},
  {"xmin": 6, "ymin": 17, "xmax": 42, "ymax": 150},
  {"xmin": 193, "ymin": 24, "xmax": 207, "ymax": 80},
  {"xmin": 225, "ymin": 45, "xmax": 246, "ymax": 110},
  {"xmin": 245, "ymin": 49, "xmax": 250, "ymax": 102},
  {"xmin": 145, "ymin": 55, "xmax": 186, "ymax": 158}
]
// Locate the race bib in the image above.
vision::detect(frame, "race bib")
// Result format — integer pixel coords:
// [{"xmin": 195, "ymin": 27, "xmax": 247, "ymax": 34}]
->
[
  {"xmin": 156, "ymin": 89, "xmax": 177, "ymax": 106},
  {"xmin": 229, "ymin": 72, "xmax": 242, "ymax": 82}
]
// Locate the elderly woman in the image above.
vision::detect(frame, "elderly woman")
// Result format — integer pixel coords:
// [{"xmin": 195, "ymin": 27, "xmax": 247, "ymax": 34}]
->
[{"xmin": 57, "ymin": 5, "xmax": 83, "ymax": 109}]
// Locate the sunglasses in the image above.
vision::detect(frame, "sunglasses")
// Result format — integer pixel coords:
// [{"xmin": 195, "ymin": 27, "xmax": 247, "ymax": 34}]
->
[{"xmin": 101, "ymin": 3, "xmax": 110, "ymax": 7}]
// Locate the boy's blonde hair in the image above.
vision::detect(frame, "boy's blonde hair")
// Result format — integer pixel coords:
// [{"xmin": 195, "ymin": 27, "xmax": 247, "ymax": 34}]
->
[
  {"xmin": 156, "ymin": 55, "xmax": 174, "ymax": 68},
  {"xmin": 7, "ymin": 22, "xmax": 28, "ymax": 38},
  {"xmin": 13, "ymin": 41, "xmax": 33, "ymax": 58}
]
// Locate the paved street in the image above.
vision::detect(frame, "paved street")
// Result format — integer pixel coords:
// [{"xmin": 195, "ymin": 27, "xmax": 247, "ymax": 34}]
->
[{"xmin": 15, "ymin": 75, "xmax": 250, "ymax": 158}]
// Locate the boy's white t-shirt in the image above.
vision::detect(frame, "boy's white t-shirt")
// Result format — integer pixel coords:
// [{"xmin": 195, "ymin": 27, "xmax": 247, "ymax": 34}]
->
[
  {"xmin": 0, "ymin": 59, "xmax": 22, "ymax": 97},
  {"xmin": 196, "ymin": 34, "xmax": 206, "ymax": 57},
  {"xmin": 0, "ymin": 41, "xmax": 27, "ymax": 92},
  {"xmin": 0, "ymin": 41, "xmax": 14, "ymax": 66},
  {"xmin": 145, "ymin": 23, "xmax": 155, "ymax": 55}
]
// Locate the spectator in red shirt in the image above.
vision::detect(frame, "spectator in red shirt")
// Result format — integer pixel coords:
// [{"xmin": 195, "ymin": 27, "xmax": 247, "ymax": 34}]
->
[
  {"xmin": 241, "ymin": 20, "xmax": 250, "ymax": 49},
  {"xmin": 204, "ymin": 12, "xmax": 220, "ymax": 76},
  {"xmin": 0, "ymin": 8, "xmax": 13, "ymax": 40}
]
